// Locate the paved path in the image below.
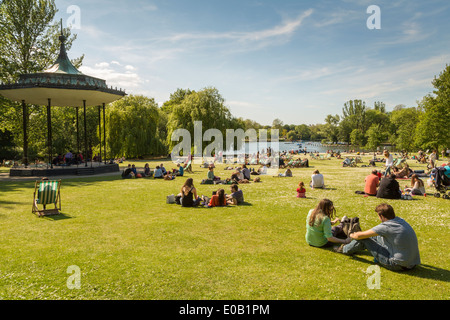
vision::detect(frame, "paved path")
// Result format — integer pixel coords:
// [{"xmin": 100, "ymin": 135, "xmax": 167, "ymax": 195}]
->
[{"xmin": 0, "ymin": 171, "xmax": 121, "ymax": 182}]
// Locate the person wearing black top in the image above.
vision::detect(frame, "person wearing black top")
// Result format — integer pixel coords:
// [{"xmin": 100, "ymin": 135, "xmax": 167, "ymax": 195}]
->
[
  {"xmin": 180, "ymin": 178, "xmax": 201, "ymax": 207},
  {"xmin": 376, "ymin": 174, "xmax": 401, "ymax": 199}
]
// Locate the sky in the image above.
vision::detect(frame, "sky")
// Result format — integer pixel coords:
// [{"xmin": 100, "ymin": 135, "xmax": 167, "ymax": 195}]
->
[{"xmin": 54, "ymin": 0, "xmax": 450, "ymax": 126}]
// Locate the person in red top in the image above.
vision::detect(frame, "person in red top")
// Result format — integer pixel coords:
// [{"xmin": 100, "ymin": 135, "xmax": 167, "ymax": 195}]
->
[
  {"xmin": 297, "ymin": 181, "xmax": 306, "ymax": 198},
  {"xmin": 208, "ymin": 189, "xmax": 227, "ymax": 207},
  {"xmin": 365, "ymin": 170, "xmax": 380, "ymax": 196}
]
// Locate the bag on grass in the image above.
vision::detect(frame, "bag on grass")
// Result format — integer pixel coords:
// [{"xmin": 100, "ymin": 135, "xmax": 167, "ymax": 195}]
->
[{"xmin": 166, "ymin": 194, "xmax": 175, "ymax": 204}]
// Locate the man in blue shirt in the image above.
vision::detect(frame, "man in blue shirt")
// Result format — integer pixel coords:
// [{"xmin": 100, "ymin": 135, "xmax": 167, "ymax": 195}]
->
[{"xmin": 341, "ymin": 203, "xmax": 420, "ymax": 271}]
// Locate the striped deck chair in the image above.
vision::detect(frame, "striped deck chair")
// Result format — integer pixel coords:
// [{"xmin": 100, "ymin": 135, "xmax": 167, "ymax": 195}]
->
[
  {"xmin": 184, "ymin": 160, "xmax": 193, "ymax": 174},
  {"xmin": 32, "ymin": 180, "xmax": 61, "ymax": 217}
]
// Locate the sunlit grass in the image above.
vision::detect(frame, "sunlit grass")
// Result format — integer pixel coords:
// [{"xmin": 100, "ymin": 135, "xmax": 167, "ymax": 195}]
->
[{"xmin": 0, "ymin": 154, "xmax": 449, "ymax": 300}]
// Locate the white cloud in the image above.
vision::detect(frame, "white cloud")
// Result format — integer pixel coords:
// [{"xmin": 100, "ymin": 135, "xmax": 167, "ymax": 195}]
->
[
  {"xmin": 80, "ymin": 61, "xmax": 143, "ymax": 90},
  {"xmin": 153, "ymin": 9, "xmax": 313, "ymax": 44},
  {"xmin": 318, "ymin": 54, "xmax": 450, "ymax": 101}
]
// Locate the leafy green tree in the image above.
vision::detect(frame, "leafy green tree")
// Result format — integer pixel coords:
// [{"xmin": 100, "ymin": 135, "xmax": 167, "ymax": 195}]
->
[
  {"xmin": 350, "ymin": 128, "xmax": 366, "ymax": 148},
  {"xmin": 286, "ymin": 130, "xmax": 299, "ymax": 141},
  {"xmin": 295, "ymin": 124, "xmax": 311, "ymax": 141},
  {"xmin": 390, "ymin": 107, "xmax": 421, "ymax": 151},
  {"xmin": 323, "ymin": 114, "xmax": 340, "ymax": 144},
  {"xmin": 0, "ymin": 0, "xmax": 83, "ymax": 81},
  {"xmin": 106, "ymin": 95, "xmax": 165, "ymax": 158},
  {"xmin": 342, "ymin": 100, "xmax": 367, "ymax": 131},
  {"xmin": 415, "ymin": 65, "xmax": 450, "ymax": 151},
  {"xmin": 365, "ymin": 124, "xmax": 387, "ymax": 151},
  {"xmin": 166, "ymin": 87, "xmax": 234, "ymax": 151},
  {"xmin": 0, "ymin": 0, "xmax": 84, "ymax": 161}
]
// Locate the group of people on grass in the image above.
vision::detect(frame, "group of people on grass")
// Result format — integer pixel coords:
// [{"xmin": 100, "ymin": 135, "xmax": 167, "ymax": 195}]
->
[
  {"xmin": 205, "ymin": 164, "xmax": 265, "ymax": 185},
  {"xmin": 122, "ymin": 163, "xmax": 185, "ymax": 180},
  {"xmin": 362, "ymin": 169, "xmax": 427, "ymax": 199},
  {"xmin": 178, "ymin": 178, "xmax": 244, "ymax": 208},
  {"xmin": 142, "ymin": 152, "xmax": 437, "ymax": 272}
]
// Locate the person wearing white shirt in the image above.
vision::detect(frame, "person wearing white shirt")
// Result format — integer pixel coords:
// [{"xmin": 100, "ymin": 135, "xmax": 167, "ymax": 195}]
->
[
  {"xmin": 384, "ymin": 150, "xmax": 394, "ymax": 177},
  {"xmin": 310, "ymin": 170, "xmax": 325, "ymax": 189}
]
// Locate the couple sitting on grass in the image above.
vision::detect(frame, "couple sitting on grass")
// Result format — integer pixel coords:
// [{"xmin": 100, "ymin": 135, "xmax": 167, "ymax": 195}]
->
[
  {"xmin": 306, "ymin": 199, "xmax": 420, "ymax": 271},
  {"xmin": 179, "ymin": 178, "xmax": 244, "ymax": 208}
]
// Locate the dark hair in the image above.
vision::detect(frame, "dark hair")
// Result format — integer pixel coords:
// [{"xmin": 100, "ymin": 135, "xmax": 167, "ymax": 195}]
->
[
  {"xmin": 309, "ymin": 199, "xmax": 336, "ymax": 227},
  {"xmin": 375, "ymin": 203, "xmax": 396, "ymax": 220},
  {"xmin": 372, "ymin": 170, "xmax": 378, "ymax": 175},
  {"xmin": 411, "ymin": 174, "xmax": 424, "ymax": 188},
  {"xmin": 183, "ymin": 178, "xmax": 194, "ymax": 189},
  {"xmin": 231, "ymin": 184, "xmax": 238, "ymax": 192},
  {"xmin": 217, "ymin": 189, "xmax": 225, "ymax": 205}
]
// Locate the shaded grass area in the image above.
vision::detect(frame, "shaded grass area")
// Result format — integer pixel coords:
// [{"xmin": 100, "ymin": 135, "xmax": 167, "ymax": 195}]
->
[{"xmin": 0, "ymin": 156, "xmax": 449, "ymax": 300}]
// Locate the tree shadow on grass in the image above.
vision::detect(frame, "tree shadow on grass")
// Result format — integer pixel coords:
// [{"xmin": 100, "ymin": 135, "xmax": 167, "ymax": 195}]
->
[{"xmin": 0, "ymin": 200, "xmax": 22, "ymax": 209}]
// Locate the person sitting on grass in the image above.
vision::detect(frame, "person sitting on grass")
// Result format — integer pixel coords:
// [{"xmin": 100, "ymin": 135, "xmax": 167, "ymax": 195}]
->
[
  {"xmin": 310, "ymin": 170, "xmax": 325, "ymax": 189},
  {"xmin": 227, "ymin": 184, "xmax": 244, "ymax": 205},
  {"xmin": 122, "ymin": 164, "xmax": 134, "ymax": 179},
  {"xmin": 305, "ymin": 199, "xmax": 351, "ymax": 248},
  {"xmin": 404, "ymin": 174, "xmax": 426, "ymax": 196},
  {"xmin": 154, "ymin": 166, "xmax": 164, "ymax": 179},
  {"xmin": 207, "ymin": 166, "xmax": 220, "ymax": 182},
  {"xmin": 208, "ymin": 189, "xmax": 227, "ymax": 207},
  {"xmin": 258, "ymin": 164, "xmax": 268, "ymax": 175},
  {"xmin": 160, "ymin": 163, "xmax": 167, "ymax": 176},
  {"xmin": 231, "ymin": 167, "xmax": 250, "ymax": 184},
  {"xmin": 131, "ymin": 164, "xmax": 137, "ymax": 176},
  {"xmin": 364, "ymin": 170, "xmax": 380, "ymax": 196},
  {"xmin": 172, "ymin": 163, "xmax": 184, "ymax": 177},
  {"xmin": 376, "ymin": 174, "xmax": 401, "ymax": 199},
  {"xmin": 392, "ymin": 165, "xmax": 412, "ymax": 179},
  {"xmin": 278, "ymin": 168, "xmax": 293, "ymax": 177},
  {"xmin": 242, "ymin": 165, "xmax": 251, "ymax": 180},
  {"xmin": 297, "ymin": 181, "xmax": 306, "ymax": 198},
  {"xmin": 143, "ymin": 163, "xmax": 152, "ymax": 177},
  {"xmin": 340, "ymin": 203, "xmax": 421, "ymax": 271},
  {"xmin": 180, "ymin": 178, "xmax": 201, "ymax": 207}
]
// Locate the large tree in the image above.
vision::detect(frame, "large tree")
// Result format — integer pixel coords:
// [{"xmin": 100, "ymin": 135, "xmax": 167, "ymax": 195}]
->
[
  {"xmin": 107, "ymin": 95, "xmax": 165, "ymax": 159},
  {"xmin": 0, "ymin": 0, "xmax": 83, "ymax": 81},
  {"xmin": 415, "ymin": 65, "xmax": 450, "ymax": 151},
  {"xmin": 390, "ymin": 107, "xmax": 421, "ymax": 151},
  {"xmin": 0, "ymin": 0, "xmax": 84, "ymax": 161},
  {"xmin": 166, "ymin": 87, "xmax": 234, "ymax": 152}
]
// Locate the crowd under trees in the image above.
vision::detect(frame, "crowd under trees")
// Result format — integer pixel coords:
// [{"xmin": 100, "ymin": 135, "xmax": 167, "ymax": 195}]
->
[{"xmin": 0, "ymin": 0, "xmax": 449, "ymax": 162}]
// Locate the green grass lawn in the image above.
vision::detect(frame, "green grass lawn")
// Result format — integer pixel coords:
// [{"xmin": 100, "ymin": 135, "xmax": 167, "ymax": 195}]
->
[{"xmin": 0, "ymin": 155, "xmax": 449, "ymax": 300}]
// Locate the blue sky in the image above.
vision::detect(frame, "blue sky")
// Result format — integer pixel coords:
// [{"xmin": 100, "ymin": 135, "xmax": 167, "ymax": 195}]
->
[{"xmin": 54, "ymin": 0, "xmax": 450, "ymax": 125}]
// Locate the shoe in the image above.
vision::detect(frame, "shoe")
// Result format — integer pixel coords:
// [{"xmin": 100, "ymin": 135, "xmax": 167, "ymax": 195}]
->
[{"xmin": 333, "ymin": 244, "xmax": 345, "ymax": 253}]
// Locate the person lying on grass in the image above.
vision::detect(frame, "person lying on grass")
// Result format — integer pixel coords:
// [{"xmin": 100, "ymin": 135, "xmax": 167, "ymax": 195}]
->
[
  {"xmin": 339, "ymin": 203, "xmax": 421, "ymax": 271},
  {"xmin": 305, "ymin": 199, "xmax": 351, "ymax": 248}
]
